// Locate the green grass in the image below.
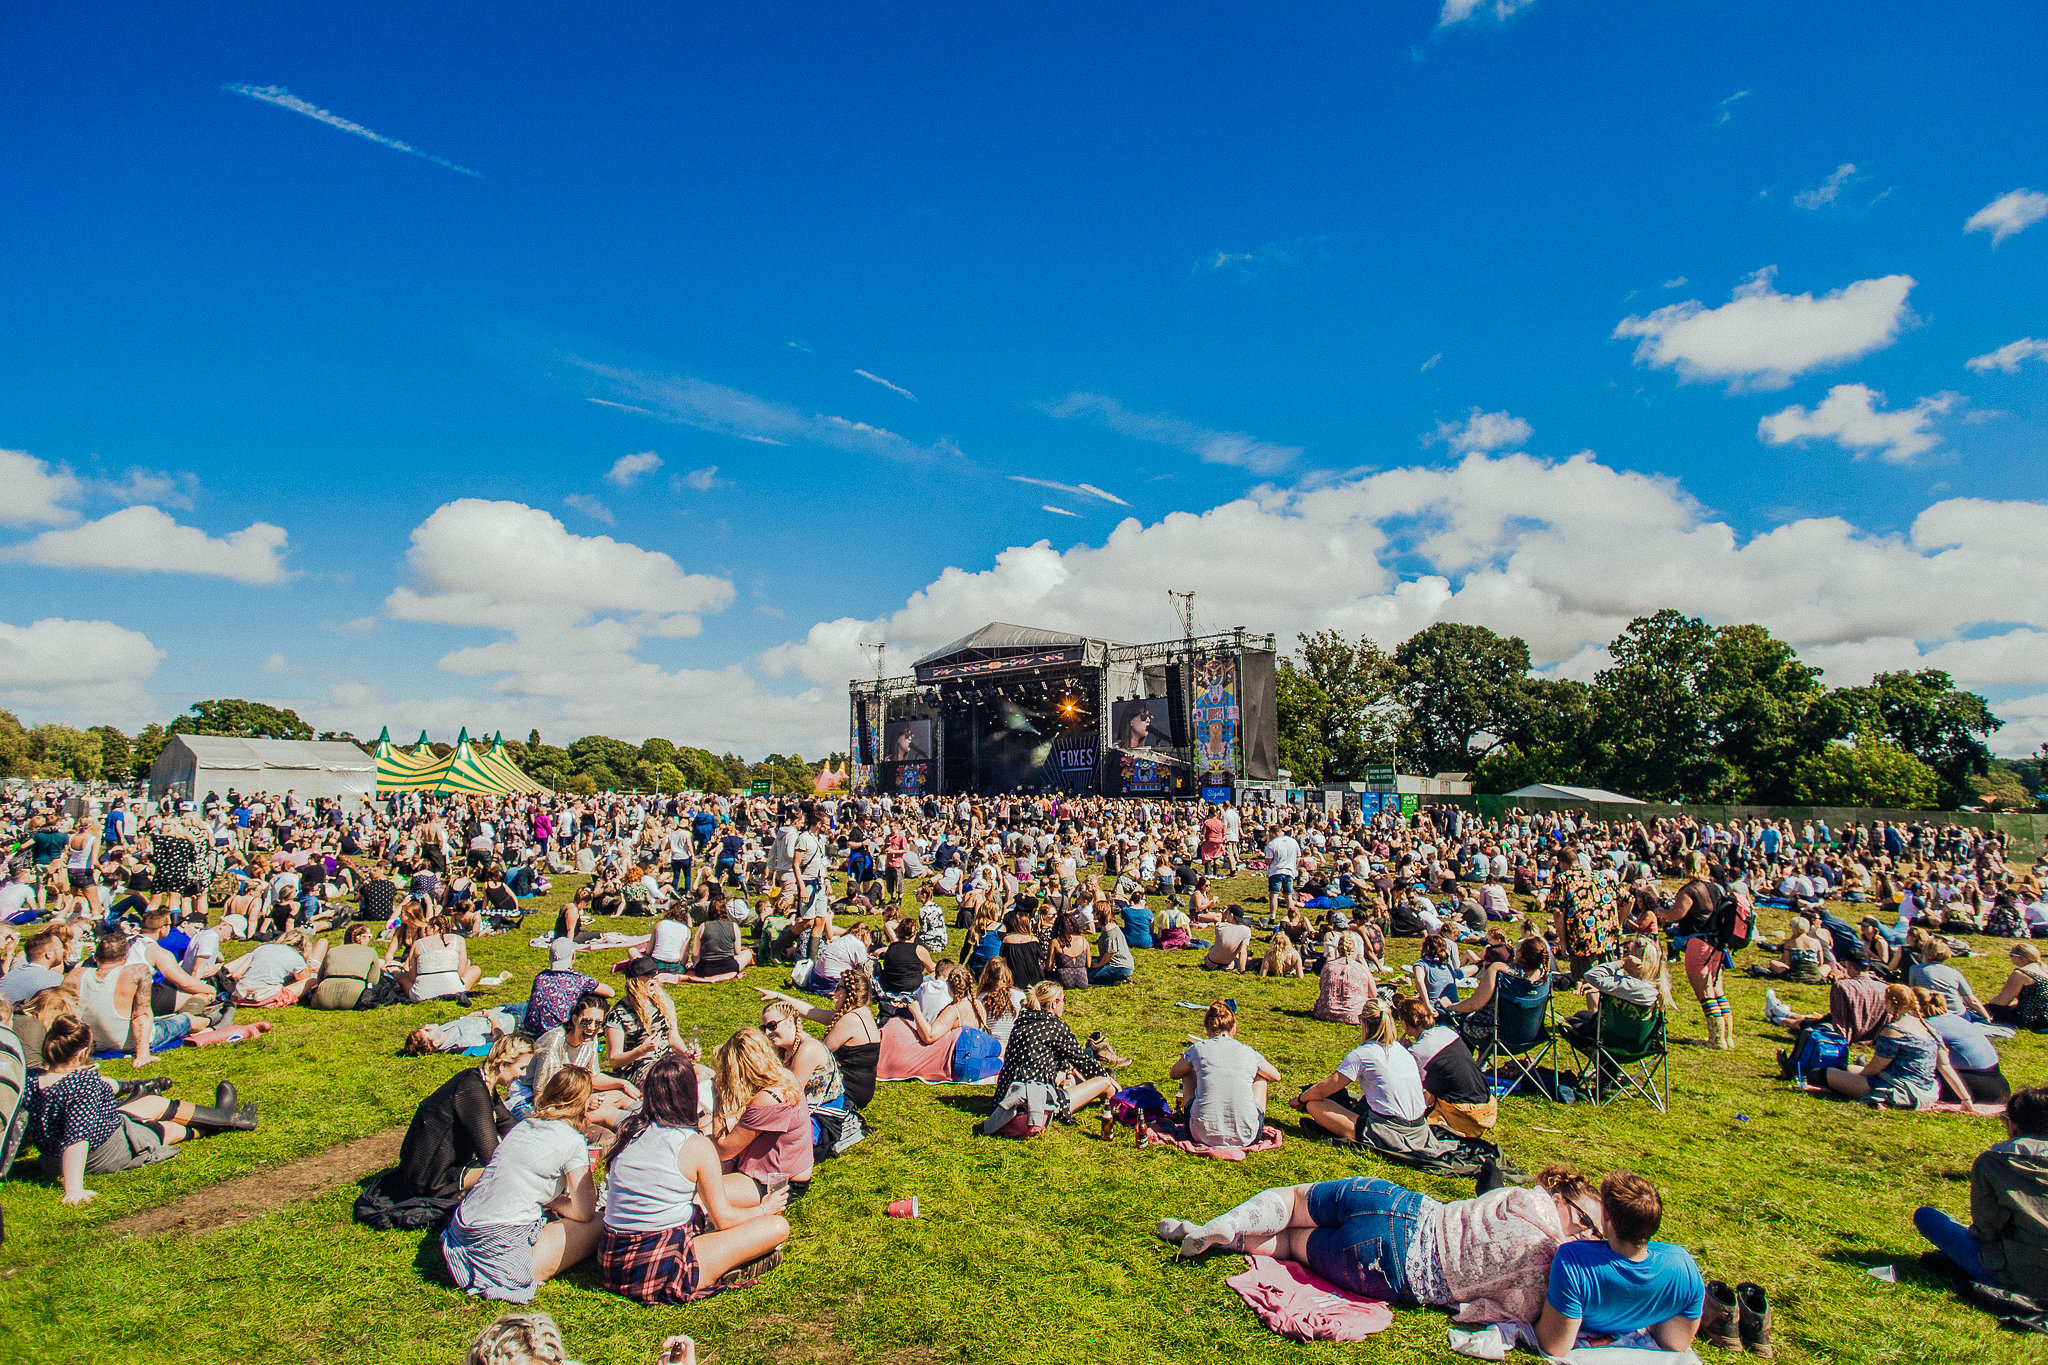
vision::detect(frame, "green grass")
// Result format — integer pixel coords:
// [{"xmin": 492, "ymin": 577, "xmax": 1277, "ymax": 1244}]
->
[{"xmin": 3, "ymin": 872, "xmax": 2045, "ymax": 1365}]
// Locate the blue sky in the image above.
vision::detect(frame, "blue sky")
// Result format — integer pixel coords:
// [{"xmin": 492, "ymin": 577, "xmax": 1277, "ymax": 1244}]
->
[{"xmin": 3, "ymin": 1, "xmax": 2045, "ymax": 757}]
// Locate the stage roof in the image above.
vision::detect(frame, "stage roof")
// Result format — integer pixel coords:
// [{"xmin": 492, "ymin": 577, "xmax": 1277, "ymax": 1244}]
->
[{"xmin": 913, "ymin": 622, "xmax": 1096, "ymax": 669}]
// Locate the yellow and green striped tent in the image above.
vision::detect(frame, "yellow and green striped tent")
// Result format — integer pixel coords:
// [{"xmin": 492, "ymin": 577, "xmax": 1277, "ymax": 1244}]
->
[{"xmin": 373, "ymin": 728, "xmax": 550, "ymax": 795}]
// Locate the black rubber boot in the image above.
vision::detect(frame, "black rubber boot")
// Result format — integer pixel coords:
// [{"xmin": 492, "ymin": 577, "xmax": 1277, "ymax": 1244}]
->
[
  {"xmin": 112, "ymin": 1076, "xmax": 174, "ymax": 1102},
  {"xmin": 187, "ymin": 1102, "xmax": 259, "ymax": 1133},
  {"xmin": 214, "ymin": 1081, "xmax": 239, "ymax": 1111}
]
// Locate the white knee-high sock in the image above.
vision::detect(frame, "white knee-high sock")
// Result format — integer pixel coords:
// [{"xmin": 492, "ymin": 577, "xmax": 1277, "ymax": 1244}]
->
[
  {"xmin": 1156, "ymin": 1218, "xmax": 1199, "ymax": 1245},
  {"xmin": 1179, "ymin": 1187, "xmax": 1296, "ymax": 1258}
]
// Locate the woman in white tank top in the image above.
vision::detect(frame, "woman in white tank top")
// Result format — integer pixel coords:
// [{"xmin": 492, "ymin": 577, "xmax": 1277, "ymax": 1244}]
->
[{"xmin": 403, "ymin": 920, "xmax": 479, "ymax": 1002}]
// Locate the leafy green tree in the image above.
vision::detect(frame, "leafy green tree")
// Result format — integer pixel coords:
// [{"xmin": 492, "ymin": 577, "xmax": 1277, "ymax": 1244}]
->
[
  {"xmin": 89, "ymin": 726, "xmax": 132, "ymax": 780},
  {"xmin": 567, "ymin": 735, "xmax": 639, "ymax": 781},
  {"xmin": 1971, "ymin": 763, "xmax": 2032, "ymax": 808},
  {"xmin": 1471, "ymin": 678, "xmax": 1601, "ymax": 794},
  {"xmin": 1393, "ymin": 623, "xmax": 1531, "ymax": 775},
  {"xmin": 168, "ymin": 699, "xmax": 314, "ymax": 740},
  {"xmin": 1592, "ymin": 611, "xmax": 1734, "ymax": 801},
  {"xmin": 1792, "ymin": 731, "xmax": 1941, "ymax": 809},
  {"xmin": 1829, "ymin": 669, "xmax": 2001, "ymax": 808},
  {"xmin": 1703, "ymin": 623, "xmax": 1829, "ymax": 803},
  {"xmin": 130, "ymin": 722, "xmax": 168, "ymax": 780},
  {"xmin": 1274, "ymin": 630, "xmax": 1401, "ymax": 784},
  {"xmin": 0, "ymin": 710, "xmax": 31, "ymax": 778},
  {"xmin": 639, "ymin": 737, "xmax": 679, "ymax": 769},
  {"xmin": 656, "ymin": 762, "xmax": 689, "ymax": 791},
  {"xmin": 564, "ymin": 772, "xmax": 598, "ymax": 795},
  {"xmin": 29, "ymin": 724, "xmax": 104, "ymax": 781}
]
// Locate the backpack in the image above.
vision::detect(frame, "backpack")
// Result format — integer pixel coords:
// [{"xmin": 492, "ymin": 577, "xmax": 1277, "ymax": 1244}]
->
[
  {"xmin": 950, "ymin": 1028, "xmax": 1004, "ymax": 1082},
  {"xmin": 1787, "ymin": 1024, "xmax": 1849, "ymax": 1078},
  {"xmin": 1709, "ymin": 882, "xmax": 1757, "ymax": 952}
]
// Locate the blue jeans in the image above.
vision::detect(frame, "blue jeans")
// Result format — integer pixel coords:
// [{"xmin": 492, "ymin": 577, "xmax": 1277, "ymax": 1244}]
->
[
  {"xmin": 1304, "ymin": 1177, "xmax": 1427, "ymax": 1302},
  {"xmin": 1914, "ymin": 1207, "xmax": 1990, "ymax": 1283},
  {"xmin": 149, "ymin": 1013, "xmax": 195, "ymax": 1052},
  {"xmin": 1088, "ymin": 964, "xmax": 1133, "ymax": 986}
]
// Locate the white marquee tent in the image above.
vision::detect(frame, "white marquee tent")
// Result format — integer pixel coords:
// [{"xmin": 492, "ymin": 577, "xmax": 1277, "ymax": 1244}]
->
[{"xmin": 148, "ymin": 735, "xmax": 378, "ymax": 804}]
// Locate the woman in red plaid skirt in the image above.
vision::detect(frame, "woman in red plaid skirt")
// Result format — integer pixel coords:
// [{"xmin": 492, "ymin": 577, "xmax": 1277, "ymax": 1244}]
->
[{"xmin": 598, "ymin": 1055, "xmax": 791, "ymax": 1304}]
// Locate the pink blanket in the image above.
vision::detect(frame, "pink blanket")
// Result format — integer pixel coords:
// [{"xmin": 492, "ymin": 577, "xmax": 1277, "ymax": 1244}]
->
[
  {"xmin": 1142, "ymin": 1118, "xmax": 1284, "ymax": 1161},
  {"xmin": 182, "ymin": 1021, "xmax": 275, "ymax": 1047},
  {"xmin": 1225, "ymin": 1254, "xmax": 1392, "ymax": 1341}
]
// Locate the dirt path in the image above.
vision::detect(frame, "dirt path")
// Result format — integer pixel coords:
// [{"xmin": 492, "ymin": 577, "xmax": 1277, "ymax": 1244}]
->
[{"xmin": 108, "ymin": 1127, "xmax": 405, "ymax": 1238}]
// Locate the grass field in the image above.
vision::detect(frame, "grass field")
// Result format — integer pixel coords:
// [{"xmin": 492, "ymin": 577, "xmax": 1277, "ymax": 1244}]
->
[{"xmin": 3, "ymin": 870, "xmax": 2044, "ymax": 1365}]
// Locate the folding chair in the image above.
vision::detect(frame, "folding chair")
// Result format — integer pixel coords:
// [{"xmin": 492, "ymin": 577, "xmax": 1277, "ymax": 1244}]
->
[
  {"xmin": 1569, "ymin": 998, "xmax": 1668, "ymax": 1112},
  {"xmin": 1462, "ymin": 977, "xmax": 1557, "ymax": 1100},
  {"xmin": 0, "ymin": 1027, "xmax": 27, "ymax": 1178}
]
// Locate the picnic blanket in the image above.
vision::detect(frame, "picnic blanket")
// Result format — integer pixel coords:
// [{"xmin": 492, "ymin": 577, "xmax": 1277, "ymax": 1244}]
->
[
  {"xmin": 1141, "ymin": 1117, "xmax": 1284, "ymax": 1161},
  {"xmin": 1801, "ymin": 1083, "xmax": 2007, "ymax": 1118},
  {"xmin": 1225, "ymin": 1254, "xmax": 1392, "ymax": 1341},
  {"xmin": 1447, "ymin": 1319, "xmax": 1701, "ymax": 1364},
  {"xmin": 527, "ymin": 932, "xmax": 650, "ymax": 953}
]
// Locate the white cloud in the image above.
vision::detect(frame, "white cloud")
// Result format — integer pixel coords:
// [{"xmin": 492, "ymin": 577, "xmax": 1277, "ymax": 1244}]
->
[
  {"xmin": 1967, "ymin": 338, "xmax": 2048, "ymax": 374},
  {"xmin": 327, "ymin": 617, "xmax": 378, "ymax": 638},
  {"xmin": 757, "ymin": 449, "xmax": 2048, "ymax": 756},
  {"xmin": 1008, "ymin": 475, "xmax": 1129, "ymax": 506},
  {"xmin": 261, "ymin": 651, "xmax": 305, "ymax": 676},
  {"xmin": 1193, "ymin": 237, "xmax": 1330, "ymax": 277},
  {"xmin": 562, "ymin": 493, "xmax": 614, "ymax": 525},
  {"xmin": 580, "ymin": 361, "xmax": 960, "ymax": 461},
  {"xmin": 604, "ymin": 451, "xmax": 663, "ymax": 487},
  {"xmin": 1428, "ymin": 408, "xmax": 1533, "ymax": 453},
  {"xmin": 1420, "ymin": 352, "xmax": 1443, "ymax": 372},
  {"xmin": 95, "ymin": 468, "xmax": 199, "ymax": 510},
  {"xmin": 1438, "ymin": 0, "xmax": 1535, "ymax": 27},
  {"xmin": 1965, "ymin": 189, "xmax": 2048, "ymax": 245},
  {"xmin": 1758, "ymin": 384, "xmax": 1958, "ymax": 464},
  {"xmin": 853, "ymin": 369, "xmax": 917, "ymax": 401},
  {"xmin": 676, "ymin": 466, "xmax": 726, "ymax": 492},
  {"xmin": 1043, "ymin": 505, "xmax": 1080, "ymax": 518},
  {"xmin": 0, "ymin": 449, "xmax": 84, "ymax": 528},
  {"xmin": 1712, "ymin": 91, "xmax": 1750, "ymax": 126},
  {"xmin": 1793, "ymin": 162, "xmax": 1857, "ymax": 210},
  {"xmin": 1613, "ymin": 267, "xmax": 1915, "ymax": 391},
  {"xmin": 7, "ymin": 506, "xmax": 293, "ymax": 584},
  {"xmin": 223, "ymin": 84, "xmax": 480, "ymax": 177},
  {"xmin": 1042, "ymin": 393, "xmax": 1299, "ymax": 474},
  {"xmin": 1662, "ymin": 277, "xmax": 1688, "ymax": 289},
  {"xmin": 0, "ymin": 617, "xmax": 163, "ymax": 725},
  {"xmin": 386, "ymin": 499, "xmax": 733, "ymax": 638}
]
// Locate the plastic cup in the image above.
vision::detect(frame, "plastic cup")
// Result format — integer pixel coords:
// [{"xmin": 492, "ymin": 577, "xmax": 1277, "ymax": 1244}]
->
[{"xmin": 886, "ymin": 1197, "xmax": 920, "ymax": 1219}]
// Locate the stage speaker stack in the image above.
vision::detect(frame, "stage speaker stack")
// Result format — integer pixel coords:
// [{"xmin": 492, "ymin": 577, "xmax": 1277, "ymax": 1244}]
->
[{"xmin": 1164, "ymin": 664, "xmax": 1190, "ymax": 747}]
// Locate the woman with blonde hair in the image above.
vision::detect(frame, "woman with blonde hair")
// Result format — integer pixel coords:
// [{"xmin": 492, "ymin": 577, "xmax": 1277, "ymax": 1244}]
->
[
  {"xmin": 1559, "ymin": 935, "xmax": 1672, "ymax": 1054},
  {"xmin": 1822, "ymin": 984, "xmax": 1977, "ymax": 1112},
  {"xmin": 1985, "ymin": 941, "xmax": 2048, "ymax": 1026},
  {"xmin": 978, "ymin": 959, "xmax": 1022, "ymax": 1052},
  {"xmin": 1313, "ymin": 930, "xmax": 1374, "ymax": 1024},
  {"xmin": 754, "ymin": 970, "xmax": 881, "ymax": 1112},
  {"xmin": 390, "ymin": 1033, "xmax": 534, "ymax": 1202},
  {"xmin": 1293, "ymin": 997, "xmax": 1430, "ymax": 1150},
  {"xmin": 1169, "ymin": 999, "xmax": 1281, "ymax": 1148},
  {"xmin": 440, "ymin": 1066, "xmax": 604, "ymax": 1303},
  {"xmin": 1260, "ymin": 933, "xmax": 1305, "ymax": 979},
  {"xmin": 986, "ymin": 980, "xmax": 1119, "ymax": 1125},
  {"xmin": 710, "ymin": 1027, "xmax": 813, "ymax": 1200}
]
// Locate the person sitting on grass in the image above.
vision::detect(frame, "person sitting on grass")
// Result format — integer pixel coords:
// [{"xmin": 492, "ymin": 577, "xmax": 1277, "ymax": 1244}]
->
[
  {"xmin": 529, "ymin": 992, "xmax": 641, "ymax": 1130},
  {"xmin": 1169, "ymin": 999, "xmax": 1281, "ymax": 1149},
  {"xmin": 1916, "ymin": 987, "xmax": 2013, "ymax": 1105},
  {"xmin": 1907, "ymin": 933, "xmax": 1989, "ymax": 1021},
  {"xmin": 1202, "ymin": 907, "xmax": 1254, "ymax": 973},
  {"xmin": 440, "ymin": 1066, "xmax": 603, "ymax": 1304},
  {"xmin": 710, "ymin": 1027, "xmax": 814, "ymax": 1201},
  {"xmin": 70, "ymin": 932, "xmax": 221, "ymax": 1065},
  {"xmin": 389, "ymin": 1034, "xmax": 533, "ymax": 1202},
  {"xmin": 1984, "ymin": 942, "xmax": 2048, "ymax": 1027},
  {"xmin": 686, "ymin": 898, "xmax": 754, "ymax": 982},
  {"xmin": 26, "ymin": 1013, "xmax": 258, "ymax": 1204},
  {"xmin": 1536, "ymin": 1171, "xmax": 1705, "ymax": 1356},
  {"xmin": 1915, "ymin": 1082, "xmax": 2048, "ymax": 1298},
  {"xmin": 988, "ymin": 981, "xmax": 1119, "ymax": 1126},
  {"xmin": 309, "ymin": 922, "xmax": 392, "ymax": 1010},
  {"xmin": 1820, "ymin": 984, "xmax": 1978, "ymax": 1113},
  {"xmin": 1260, "ymin": 931, "xmax": 1305, "ymax": 979},
  {"xmin": 1088, "ymin": 910, "xmax": 1135, "ymax": 987},
  {"xmin": 1313, "ymin": 931, "xmax": 1375, "ymax": 1025},
  {"xmin": 755, "ymin": 972, "xmax": 882, "ymax": 1114},
  {"xmin": 399, "ymin": 914, "xmax": 484, "ymax": 1003},
  {"xmin": 606, "ymin": 958, "xmax": 685, "ymax": 1088},
  {"xmin": 1752, "ymin": 916, "xmax": 1831, "ymax": 983},
  {"xmin": 1394, "ymin": 994, "xmax": 1496, "ymax": 1139},
  {"xmin": 1293, "ymin": 997, "xmax": 1432, "ymax": 1152},
  {"xmin": 1157, "ymin": 1164, "xmax": 1609, "ymax": 1326},
  {"xmin": 1772, "ymin": 953, "xmax": 1890, "ymax": 1077},
  {"xmin": 1411, "ymin": 933, "xmax": 1462, "ymax": 1010},
  {"xmin": 597, "ymin": 1053, "xmax": 792, "ymax": 1305},
  {"xmin": 524, "ymin": 938, "xmax": 614, "ymax": 1038}
]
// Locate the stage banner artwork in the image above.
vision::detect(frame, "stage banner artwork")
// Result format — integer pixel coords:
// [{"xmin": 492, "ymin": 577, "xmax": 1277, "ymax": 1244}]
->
[
  {"xmin": 883, "ymin": 717, "xmax": 933, "ymax": 763},
  {"xmin": 1052, "ymin": 729, "xmax": 1099, "ymax": 795},
  {"xmin": 888, "ymin": 761, "xmax": 931, "ymax": 796},
  {"xmin": 1191, "ymin": 654, "xmax": 1242, "ymax": 777},
  {"xmin": 1399, "ymin": 794, "xmax": 1419, "ymax": 815},
  {"xmin": 1199, "ymin": 782, "xmax": 1233, "ymax": 804},
  {"xmin": 1121, "ymin": 753, "xmax": 1168, "ymax": 795}
]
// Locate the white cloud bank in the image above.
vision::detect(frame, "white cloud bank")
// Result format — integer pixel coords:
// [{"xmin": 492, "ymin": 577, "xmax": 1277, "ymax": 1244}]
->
[
  {"xmin": 1967, "ymin": 338, "xmax": 2048, "ymax": 374},
  {"xmin": 0, "ymin": 617, "xmax": 164, "ymax": 724},
  {"xmin": 1428, "ymin": 408, "xmax": 1532, "ymax": 453},
  {"xmin": 1614, "ymin": 267, "xmax": 1915, "ymax": 391},
  {"xmin": 6, "ymin": 506, "xmax": 294, "ymax": 584},
  {"xmin": 1758, "ymin": 384, "xmax": 1958, "ymax": 464}
]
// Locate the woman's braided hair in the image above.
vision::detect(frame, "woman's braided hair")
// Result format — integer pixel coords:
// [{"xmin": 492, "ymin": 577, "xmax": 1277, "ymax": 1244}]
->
[{"xmin": 466, "ymin": 1312, "xmax": 568, "ymax": 1365}]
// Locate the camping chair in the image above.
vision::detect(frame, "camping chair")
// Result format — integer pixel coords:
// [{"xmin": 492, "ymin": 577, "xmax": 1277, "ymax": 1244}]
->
[
  {"xmin": 1568, "ymin": 998, "xmax": 1668, "ymax": 1112},
  {"xmin": 1462, "ymin": 977, "xmax": 1557, "ymax": 1100},
  {"xmin": 0, "ymin": 1027, "xmax": 28, "ymax": 1179}
]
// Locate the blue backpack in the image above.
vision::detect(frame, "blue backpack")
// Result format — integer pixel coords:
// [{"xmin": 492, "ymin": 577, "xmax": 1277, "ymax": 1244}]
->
[
  {"xmin": 951, "ymin": 1029, "xmax": 1004, "ymax": 1082},
  {"xmin": 1788, "ymin": 1025, "xmax": 1849, "ymax": 1078}
]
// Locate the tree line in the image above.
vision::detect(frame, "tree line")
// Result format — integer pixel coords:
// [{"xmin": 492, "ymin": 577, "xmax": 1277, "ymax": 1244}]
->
[
  {"xmin": 0, "ymin": 697, "xmax": 845, "ymax": 798},
  {"xmin": 1276, "ymin": 611, "xmax": 2040, "ymax": 811}
]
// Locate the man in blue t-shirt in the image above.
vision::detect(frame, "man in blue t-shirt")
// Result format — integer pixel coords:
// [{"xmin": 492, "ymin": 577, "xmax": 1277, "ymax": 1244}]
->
[{"xmin": 1538, "ymin": 1171, "xmax": 1704, "ymax": 1356}]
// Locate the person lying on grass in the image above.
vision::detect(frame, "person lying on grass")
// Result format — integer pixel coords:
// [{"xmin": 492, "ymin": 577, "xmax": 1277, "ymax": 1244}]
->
[
  {"xmin": 527, "ymin": 992, "xmax": 639, "ymax": 1130},
  {"xmin": 597, "ymin": 1053, "xmax": 792, "ymax": 1305},
  {"xmin": 440, "ymin": 1066, "xmax": 603, "ymax": 1304},
  {"xmin": 1157, "ymin": 1163, "xmax": 1610, "ymax": 1325},
  {"xmin": 389, "ymin": 1034, "xmax": 533, "ymax": 1202},
  {"xmin": 1915, "ymin": 1082, "xmax": 2048, "ymax": 1300},
  {"xmin": 1534, "ymin": 1171, "xmax": 1705, "ymax": 1355},
  {"xmin": 405, "ymin": 1006, "xmax": 525, "ymax": 1056},
  {"xmin": 26, "ymin": 1013, "xmax": 258, "ymax": 1205}
]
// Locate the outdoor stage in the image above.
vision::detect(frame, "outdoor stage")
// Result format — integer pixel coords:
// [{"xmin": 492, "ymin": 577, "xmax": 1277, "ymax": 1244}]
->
[{"xmin": 848, "ymin": 621, "xmax": 1279, "ymax": 798}]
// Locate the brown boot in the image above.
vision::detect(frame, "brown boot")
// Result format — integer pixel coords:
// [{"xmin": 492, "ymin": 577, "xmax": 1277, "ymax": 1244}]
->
[
  {"xmin": 1737, "ymin": 1282, "xmax": 1774, "ymax": 1357},
  {"xmin": 1701, "ymin": 1280, "xmax": 1742, "ymax": 1351}
]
